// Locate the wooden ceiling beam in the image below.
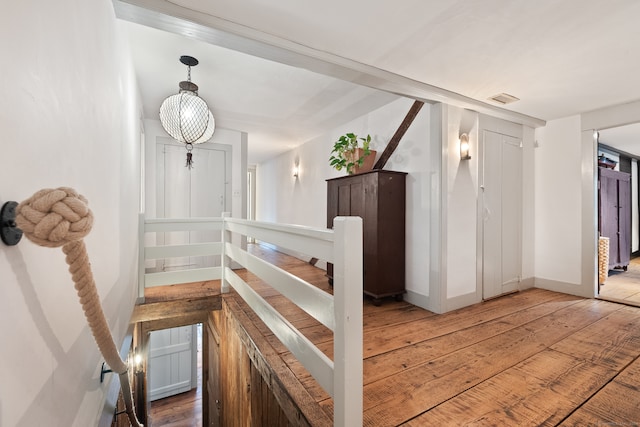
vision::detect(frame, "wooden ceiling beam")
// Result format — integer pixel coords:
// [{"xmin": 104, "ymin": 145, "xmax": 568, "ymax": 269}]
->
[{"xmin": 373, "ymin": 100, "xmax": 425, "ymax": 170}]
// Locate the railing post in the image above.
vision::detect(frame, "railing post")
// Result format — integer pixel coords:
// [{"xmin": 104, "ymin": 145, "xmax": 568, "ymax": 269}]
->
[
  {"xmin": 332, "ymin": 216, "xmax": 363, "ymax": 427},
  {"xmin": 221, "ymin": 212, "xmax": 231, "ymax": 293},
  {"xmin": 137, "ymin": 213, "xmax": 145, "ymax": 302}
]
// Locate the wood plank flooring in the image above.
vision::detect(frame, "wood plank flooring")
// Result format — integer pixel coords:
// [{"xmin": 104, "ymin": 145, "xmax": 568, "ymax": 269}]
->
[
  {"xmin": 144, "ymin": 281, "xmax": 221, "ymax": 303},
  {"xmin": 148, "ymin": 245, "xmax": 640, "ymax": 426},
  {"xmin": 599, "ymin": 256, "xmax": 640, "ymax": 306},
  {"xmin": 235, "ymin": 245, "xmax": 640, "ymax": 426}
]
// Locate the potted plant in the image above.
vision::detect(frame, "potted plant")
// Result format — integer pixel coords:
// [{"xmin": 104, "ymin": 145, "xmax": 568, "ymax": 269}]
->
[{"xmin": 329, "ymin": 133, "xmax": 376, "ymax": 175}]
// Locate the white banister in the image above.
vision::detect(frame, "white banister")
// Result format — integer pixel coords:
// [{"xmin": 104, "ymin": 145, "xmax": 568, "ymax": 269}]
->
[
  {"xmin": 144, "ymin": 217, "xmax": 223, "ymax": 232},
  {"xmin": 138, "ymin": 214, "xmax": 363, "ymax": 426},
  {"xmin": 145, "ymin": 242, "xmax": 222, "ymax": 260},
  {"xmin": 224, "ymin": 242, "xmax": 335, "ymax": 330},
  {"xmin": 225, "ymin": 267, "xmax": 335, "ymax": 395},
  {"xmin": 225, "ymin": 217, "xmax": 335, "ymax": 263},
  {"xmin": 332, "ymin": 217, "xmax": 364, "ymax": 427},
  {"xmin": 137, "ymin": 213, "xmax": 145, "ymax": 301},
  {"xmin": 139, "ymin": 216, "xmax": 224, "ymax": 289},
  {"xmin": 221, "ymin": 212, "xmax": 231, "ymax": 293},
  {"xmin": 144, "ymin": 267, "xmax": 221, "ymax": 287}
]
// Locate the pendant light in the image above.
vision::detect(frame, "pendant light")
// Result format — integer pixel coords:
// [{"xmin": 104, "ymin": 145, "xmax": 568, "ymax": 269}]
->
[{"xmin": 159, "ymin": 55, "xmax": 215, "ymax": 168}]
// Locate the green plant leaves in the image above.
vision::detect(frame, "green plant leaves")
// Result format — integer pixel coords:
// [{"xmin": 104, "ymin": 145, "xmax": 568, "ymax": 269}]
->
[{"xmin": 329, "ymin": 132, "xmax": 372, "ymax": 174}]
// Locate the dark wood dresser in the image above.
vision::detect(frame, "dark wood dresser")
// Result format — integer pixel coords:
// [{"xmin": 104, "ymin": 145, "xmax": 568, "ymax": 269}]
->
[{"xmin": 326, "ymin": 170, "xmax": 406, "ymax": 303}]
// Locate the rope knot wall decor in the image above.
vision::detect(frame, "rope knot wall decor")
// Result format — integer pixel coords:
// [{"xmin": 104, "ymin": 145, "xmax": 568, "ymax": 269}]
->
[{"xmin": 16, "ymin": 187, "xmax": 93, "ymax": 247}]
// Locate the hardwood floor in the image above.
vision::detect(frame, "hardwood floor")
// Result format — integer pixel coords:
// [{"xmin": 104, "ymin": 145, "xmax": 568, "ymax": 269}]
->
[
  {"xmin": 599, "ymin": 256, "xmax": 640, "ymax": 306},
  {"xmin": 234, "ymin": 245, "xmax": 640, "ymax": 426},
  {"xmin": 145, "ymin": 245, "xmax": 640, "ymax": 426}
]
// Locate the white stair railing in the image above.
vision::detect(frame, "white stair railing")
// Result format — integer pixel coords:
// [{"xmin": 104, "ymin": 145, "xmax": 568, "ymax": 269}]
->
[
  {"xmin": 139, "ymin": 214, "xmax": 363, "ymax": 426},
  {"xmin": 138, "ymin": 215, "xmax": 224, "ymax": 296}
]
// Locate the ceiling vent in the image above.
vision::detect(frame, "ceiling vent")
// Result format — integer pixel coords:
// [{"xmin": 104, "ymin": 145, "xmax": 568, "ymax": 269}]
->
[{"xmin": 488, "ymin": 93, "xmax": 520, "ymax": 105}]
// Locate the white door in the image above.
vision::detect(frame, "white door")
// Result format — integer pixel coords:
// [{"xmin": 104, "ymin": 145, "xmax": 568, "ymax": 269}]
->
[
  {"xmin": 482, "ymin": 131, "xmax": 522, "ymax": 299},
  {"xmin": 148, "ymin": 325, "xmax": 198, "ymax": 401},
  {"xmin": 157, "ymin": 141, "xmax": 230, "ymax": 270}
]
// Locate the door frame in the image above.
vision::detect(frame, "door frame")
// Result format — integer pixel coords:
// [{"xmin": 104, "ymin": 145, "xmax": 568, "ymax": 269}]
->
[
  {"xmin": 476, "ymin": 116, "xmax": 525, "ymax": 302},
  {"xmin": 582, "ymin": 101, "xmax": 640, "ymax": 298},
  {"xmin": 148, "ymin": 324, "xmax": 198, "ymax": 401},
  {"xmin": 139, "ymin": 318, "xmax": 210, "ymax": 427}
]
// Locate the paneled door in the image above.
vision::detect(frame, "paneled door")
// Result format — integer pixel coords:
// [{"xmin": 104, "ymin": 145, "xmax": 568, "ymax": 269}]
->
[
  {"xmin": 148, "ymin": 325, "xmax": 198, "ymax": 401},
  {"xmin": 482, "ymin": 131, "xmax": 522, "ymax": 299},
  {"xmin": 156, "ymin": 141, "xmax": 230, "ymax": 270}
]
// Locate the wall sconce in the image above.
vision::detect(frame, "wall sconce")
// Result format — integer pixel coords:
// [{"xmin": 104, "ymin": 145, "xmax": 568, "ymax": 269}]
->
[
  {"xmin": 293, "ymin": 165, "xmax": 299, "ymax": 179},
  {"xmin": 102, "ymin": 349, "xmax": 143, "ymax": 382},
  {"xmin": 459, "ymin": 133, "xmax": 471, "ymax": 160},
  {"xmin": 133, "ymin": 351, "xmax": 143, "ymax": 374}
]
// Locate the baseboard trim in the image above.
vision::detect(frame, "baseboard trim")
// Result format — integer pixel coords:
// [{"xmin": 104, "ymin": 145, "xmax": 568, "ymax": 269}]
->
[
  {"xmin": 403, "ymin": 289, "xmax": 430, "ymax": 311},
  {"xmin": 534, "ymin": 277, "xmax": 594, "ymax": 298},
  {"xmin": 445, "ymin": 291, "xmax": 481, "ymax": 312},
  {"xmin": 520, "ymin": 277, "xmax": 535, "ymax": 290}
]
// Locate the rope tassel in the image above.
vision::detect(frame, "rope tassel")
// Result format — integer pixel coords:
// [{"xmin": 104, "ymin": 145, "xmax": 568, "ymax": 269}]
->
[{"xmin": 16, "ymin": 187, "xmax": 143, "ymax": 427}]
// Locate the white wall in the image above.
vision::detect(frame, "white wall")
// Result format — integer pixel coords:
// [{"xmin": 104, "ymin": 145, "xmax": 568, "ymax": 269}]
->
[
  {"xmin": 522, "ymin": 125, "xmax": 536, "ymax": 281},
  {"xmin": 534, "ymin": 115, "xmax": 583, "ymax": 286},
  {"xmin": 444, "ymin": 107, "xmax": 479, "ymax": 304},
  {"xmin": 256, "ymin": 97, "xmax": 433, "ymax": 302},
  {"xmin": 443, "ymin": 109, "xmax": 533, "ymax": 311},
  {"xmin": 0, "ymin": 3, "xmax": 141, "ymax": 427},
  {"xmin": 256, "ymin": 99, "xmax": 538, "ymax": 314},
  {"xmin": 533, "ymin": 104, "xmax": 640, "ymax": 299}
]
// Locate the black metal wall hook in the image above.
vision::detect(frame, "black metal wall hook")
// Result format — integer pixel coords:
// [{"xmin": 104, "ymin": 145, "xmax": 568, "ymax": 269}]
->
[
  {"xmin": 1, "ymin": 201, "xmax": 23, "ymax": 246},
  {"xmin": 100, "ymin": 362, "xmax": 112, "ymax": 383}
]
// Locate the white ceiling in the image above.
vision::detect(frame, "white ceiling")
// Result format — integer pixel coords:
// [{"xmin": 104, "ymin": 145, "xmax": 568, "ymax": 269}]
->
[
  {"xmin": 119, "ymin": 0, "xmax": 640, "ymax": 162},
  {"xmin": 600, "ymin": 123, "xmax": 640, "ymax": 157},
  {"xmin": 123, "ymin": 21, "xmax": 399, "ymax": 163}
]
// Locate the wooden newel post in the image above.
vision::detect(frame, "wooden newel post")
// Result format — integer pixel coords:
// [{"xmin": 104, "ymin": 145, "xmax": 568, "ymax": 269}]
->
[{"xmin": 332, "ymin": 216, "xmax": 363, "ymax": 427}]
